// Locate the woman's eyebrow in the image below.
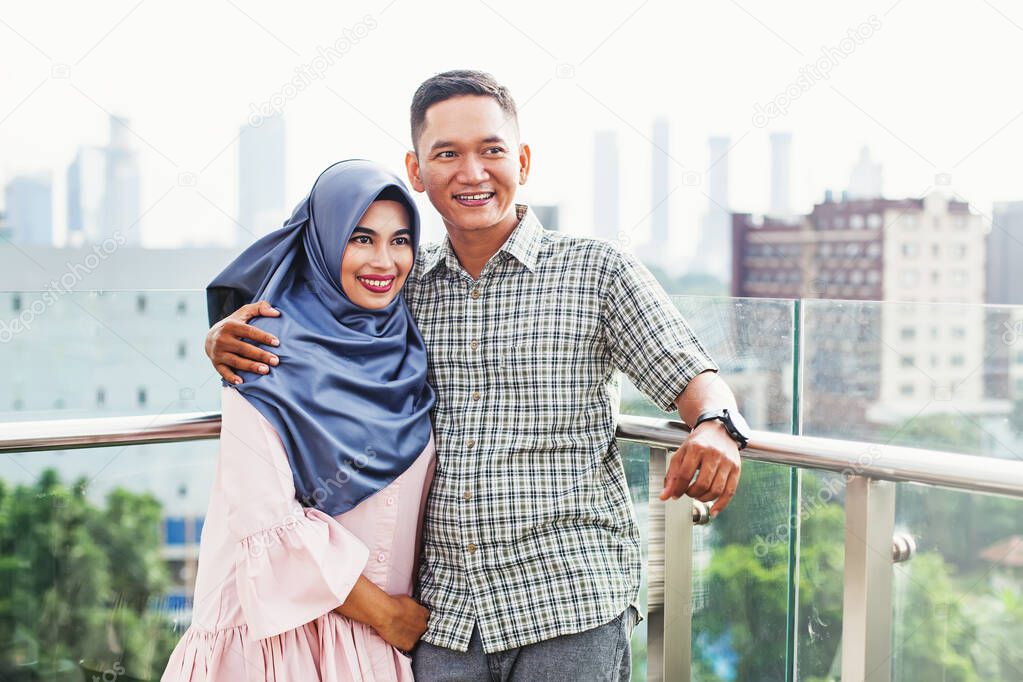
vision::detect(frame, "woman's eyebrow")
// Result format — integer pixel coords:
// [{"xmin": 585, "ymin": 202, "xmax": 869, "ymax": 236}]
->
[{"xmin": 352, "ymin": 226, "xmax": 412, "ymax": 236}]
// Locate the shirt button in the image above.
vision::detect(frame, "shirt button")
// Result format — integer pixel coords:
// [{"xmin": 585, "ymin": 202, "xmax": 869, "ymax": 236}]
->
[
  {"xmin": 377, "ymin": 552, "xmax": 387, "ymax": 562},
  {"xmin": 472, "ymin": 391, "xmax": 481, "ymax": 401},
  {"xmin": 465, "ymin": 438, "xmax": 476, "ymax": 449},
  {"xmin": 470, "ymin": 289, "xmax": 481, "ymax": 299},
  {"xmin": 386, "ymin": 496, "xmax": 395, "ymax": 506},
  {"xmin": 467, "ymin": 543, "xmax": 477, "ymax": 554},
  {"xmin": 463, "ymin": 490, "xmax": 472, "ymax": 500},
  {"xmin": 469, "ymin": 339, "xmax": 479, "ymax": 350}
]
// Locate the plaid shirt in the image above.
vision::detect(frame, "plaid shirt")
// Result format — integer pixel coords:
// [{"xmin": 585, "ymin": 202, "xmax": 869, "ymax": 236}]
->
[{"xmin": 403, "ymin": 205, "xmax": 718, "ymax": 653}]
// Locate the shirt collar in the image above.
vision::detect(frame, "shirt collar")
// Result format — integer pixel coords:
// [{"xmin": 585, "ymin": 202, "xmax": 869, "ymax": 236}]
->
[{"xmin": 422, "ymin": 204, "xmax": 544, "ymax": 277}]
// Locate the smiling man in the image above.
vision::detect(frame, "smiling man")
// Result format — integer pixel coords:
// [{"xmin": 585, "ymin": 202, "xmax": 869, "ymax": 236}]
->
[{"xmin": 205, "ymin": 70, "xmax": 747, "ymax": 681}]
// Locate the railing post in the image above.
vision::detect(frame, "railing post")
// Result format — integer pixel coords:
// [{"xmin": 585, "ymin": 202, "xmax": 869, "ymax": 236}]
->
[
  {"xmin": 647, "ymin": 446, "xmax": 693, "ymax": 682},
  {"xmin": 841, "ymin": 475, "xmax": 896, "ymax": 682}
]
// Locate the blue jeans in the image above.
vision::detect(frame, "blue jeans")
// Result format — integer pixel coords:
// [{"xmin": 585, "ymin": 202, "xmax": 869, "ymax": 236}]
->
[{"xmin": 412, "ymin": 606, "xmax": 639, "ymax": 681}]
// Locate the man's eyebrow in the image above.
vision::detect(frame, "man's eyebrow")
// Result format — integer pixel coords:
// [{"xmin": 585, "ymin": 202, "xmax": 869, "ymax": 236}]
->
[{"xmin": 429, "ymin": 135, "xmax": 508, "ymax": 152}]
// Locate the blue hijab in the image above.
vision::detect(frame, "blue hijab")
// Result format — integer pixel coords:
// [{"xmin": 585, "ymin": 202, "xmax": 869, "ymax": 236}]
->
[{"xmin": 207, "ymin": 159, "xmax": 435, "ymax": 516}]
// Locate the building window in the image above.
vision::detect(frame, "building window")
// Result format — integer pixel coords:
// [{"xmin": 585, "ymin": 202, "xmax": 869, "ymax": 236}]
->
[
  {"xmin": 846, "ymin": 243, "xmax": 861, "ymax": 257},
  {"xmin": 867, "ymin": 242, "xmax": 881, "ymax": 257},
  {"xmin": 851, "ymin": 270, "xmax": 864, "ymax": 284},
  {"xmin": 951, "ymin": 327, "xmax": 966, "ymax": 339},
  {"xmin": 900, "ymin": 270, "xmax": 919, "ymax": 287},
  {"xmin": 900, "ymin": 327, "xmax": 916, "ymax": 340},
  {"xmin": 950, "ymin": 354, "xmax": 965, "ymax": 367},
  {"xmin": 900, "ymin": 355, "xmax": 915, "ymax": 368},
  {"xmin": 177, "ymin": 340, "xmax": 187, "ymax": 359},
  {"xmin": 176, "ymin": 299, "xmax": 187, "ymax": 316},
  {"xmin": 901, "ymin": 243, "xmax": 919, "ymax": 258},
  {"xmin": 867, "ymin": 270, "xmax": 880, "ymax": 284},
  {"xmin": 902, "ymin": 214, "xmax": 917, "ymax": 229},
  {"xmin": 138, "ymin": 387, "xmax": 147, "ymax": 407},
  {"xmin": 952, "ymin": 244, "xmax": 967, "ymax": 258},
  {"xmin": 96, "ymin": 388, "xmax": 106, "ymax": 406},
  {"xmin": 954, "ymin": 216, "xmax": 968, "ymax": 230},
  {"xmin": 931, "ymin": 271, "xmax": 940, "ymax": 285},
  {"xmin": 834, "ymin": 216, "xmax": 846, "ymax": 229},
  {"xmin": 850, "ymin": 214, "xmax": 864, "ymax": 229},
  {"xmin": 819, "ymin": 243, "xmax": 833, "ymax": 257},
  {"xmin": 137, "ymin": 294, "xmax": 147, "ymax": 314},
  {"xmin": 868, "ymin": 213, "xmax": 882, "ymax": 229},
  {"xmin": 12, "ymin": 294, "xmax": 21, "ymax": 312},
  {"xmin": 951, "ymin": 271, "xmax": 967, "ymax": 286},
  {"xmin": 931, "ymin": 244, "xmax": 940, "ymax": 257},
  {"xmin": 900, "ymin": 384, "xmax": 915, "ymax": 396}
]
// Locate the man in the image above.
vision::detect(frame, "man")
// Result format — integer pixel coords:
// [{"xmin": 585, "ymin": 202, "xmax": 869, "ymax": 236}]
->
[{"xmin": 205, "ymin": 70, "xmax": 747, "ymax": 681}]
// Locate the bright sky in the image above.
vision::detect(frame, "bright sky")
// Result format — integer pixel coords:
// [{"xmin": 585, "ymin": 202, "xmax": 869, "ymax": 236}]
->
[{"xmin": 2, "ymin": 0, "xmax": 1022, "ymax": 262}]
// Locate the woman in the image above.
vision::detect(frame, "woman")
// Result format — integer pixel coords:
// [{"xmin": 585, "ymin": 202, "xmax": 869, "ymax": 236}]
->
[{"xmin": 163, "ymin": 160, "xmax": 436, "ymax": 680}]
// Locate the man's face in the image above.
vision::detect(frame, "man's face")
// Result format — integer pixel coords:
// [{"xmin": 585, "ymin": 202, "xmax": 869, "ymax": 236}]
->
[{"xmin": 406, "ymin": 95, "xmax": 530, "ymax": 235}]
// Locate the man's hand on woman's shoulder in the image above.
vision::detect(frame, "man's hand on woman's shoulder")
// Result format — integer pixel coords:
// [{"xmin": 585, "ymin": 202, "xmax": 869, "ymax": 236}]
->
[{"xmin": 205, "ymin": 300, "xmax": 281, "ymax": 385}]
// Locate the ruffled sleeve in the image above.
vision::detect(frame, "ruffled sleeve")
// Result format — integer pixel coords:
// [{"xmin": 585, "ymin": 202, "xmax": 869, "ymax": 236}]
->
[{"xmin": 218, "ymin": 386, "xmax": 370, "ymax": 640}]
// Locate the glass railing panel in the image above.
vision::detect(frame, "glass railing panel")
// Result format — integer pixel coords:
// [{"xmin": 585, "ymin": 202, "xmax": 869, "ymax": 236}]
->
[
  {"xmin": 891, "ymin": 483, "xmax": 1023, "ymax": 680},
  {"xmin": 0, "ymin": 290, "xmax": 218, "ymax": 422},
  {"xmin": 0, "ymin": 439, "xmax": 216, "ymax": 679},
  {"xmin": 620, "ymin": 295, "xmax": 797, "ymax": 681}
]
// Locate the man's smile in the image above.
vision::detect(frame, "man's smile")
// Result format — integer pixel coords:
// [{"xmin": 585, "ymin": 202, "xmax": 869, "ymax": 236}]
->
[{"xmin": 452, "ymin": 191, "xmax": 495, "ymax": 207}]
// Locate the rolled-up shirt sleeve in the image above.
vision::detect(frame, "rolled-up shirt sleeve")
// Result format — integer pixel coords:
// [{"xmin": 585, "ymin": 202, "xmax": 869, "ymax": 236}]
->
[
  {"xmin": 601, "ymin": 251, "xmax": 719, "ymax": 412},
  {"xmin": 218, "ymin": 386, "xmax": 370, "ymax": 640}
]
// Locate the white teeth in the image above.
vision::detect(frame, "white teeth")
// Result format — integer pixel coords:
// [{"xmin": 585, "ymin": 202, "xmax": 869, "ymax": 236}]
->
[
  {"xmin": 457, "ymin": 192, "xmax": 493, "ymax": 200},
  {"xmin": 358, "ymin": 277, "xmax": 391, "ymax": 288}
]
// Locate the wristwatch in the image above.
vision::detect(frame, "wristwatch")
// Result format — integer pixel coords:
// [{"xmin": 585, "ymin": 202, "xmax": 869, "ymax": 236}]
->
[{"xmin": 692, "ymin": 408, "xmax": 752, "ymax": 450}]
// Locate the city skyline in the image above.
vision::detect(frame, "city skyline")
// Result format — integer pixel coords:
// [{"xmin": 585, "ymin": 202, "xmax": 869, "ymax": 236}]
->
[{"xmin": 3, "ymin": 1, "xmax": 1023, "ymax": 257}]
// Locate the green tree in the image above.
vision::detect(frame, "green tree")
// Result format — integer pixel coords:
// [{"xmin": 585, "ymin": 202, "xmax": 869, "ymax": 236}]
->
[{"xmin": 0, "ymin": 469, "xmax": 177, "ymax": 680}]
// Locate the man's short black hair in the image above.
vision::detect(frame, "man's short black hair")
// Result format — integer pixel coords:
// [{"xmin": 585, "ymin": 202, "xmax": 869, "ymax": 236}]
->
[{"xmin": 410, "ymin": 70, "xmax": 518, "ymax": 151}]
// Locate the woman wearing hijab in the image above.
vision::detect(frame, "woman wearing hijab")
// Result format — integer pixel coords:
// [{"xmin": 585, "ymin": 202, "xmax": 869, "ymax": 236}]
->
[{"xmin": 162, "ymin": 160, "xmax": 436, "ymax": 680}]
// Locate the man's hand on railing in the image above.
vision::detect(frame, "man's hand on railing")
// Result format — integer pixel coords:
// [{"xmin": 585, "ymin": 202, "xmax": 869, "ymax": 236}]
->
[
  {"xmin": 659, "ymin": 419, "xmax": 741, "ymax": 518},
  {"xmin": 205, "ymin": 301, "xmax": 281, "ymax": 385}
]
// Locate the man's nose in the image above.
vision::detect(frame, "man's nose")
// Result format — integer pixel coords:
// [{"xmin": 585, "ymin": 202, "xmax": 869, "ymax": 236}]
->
[{"xmin": 456, "ymin": 155, "xmax": 488, "ymax": 184}]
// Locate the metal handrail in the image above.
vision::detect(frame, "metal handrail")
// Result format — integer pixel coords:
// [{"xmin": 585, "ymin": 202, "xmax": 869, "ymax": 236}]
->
[{"xmin": 2, "ymin": 411, "xmax": 1022, "ymax": 498}]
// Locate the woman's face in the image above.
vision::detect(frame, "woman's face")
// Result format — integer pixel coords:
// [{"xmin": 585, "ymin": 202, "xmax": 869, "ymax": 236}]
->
[{"xmin": 339, "ymin": 199, "xmax": 415, "ymax": 309}]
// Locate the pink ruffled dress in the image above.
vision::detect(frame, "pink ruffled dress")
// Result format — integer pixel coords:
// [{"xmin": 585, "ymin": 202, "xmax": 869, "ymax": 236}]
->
[{"xmin": 162, "ymin": 386, "xmax": 436, "ymax": 681}]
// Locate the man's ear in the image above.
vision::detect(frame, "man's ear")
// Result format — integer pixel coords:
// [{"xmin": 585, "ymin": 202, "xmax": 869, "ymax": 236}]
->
[
  {"xmin": 405, "ymin": 150, "xmax": 426, "ymax": 193},
  {"xmin": 518, "ymin": 143, "xmax": 531, "ymax": 185}
]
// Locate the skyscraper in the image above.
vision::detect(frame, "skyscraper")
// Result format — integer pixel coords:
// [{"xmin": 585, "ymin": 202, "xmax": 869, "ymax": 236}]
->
[
  {"xmin": 66, "ymin": 146, "xmax": 105, "ymax": 246},
  {"xmin": 848, "ymin": 146, "xmax": 883, "ymax": 200},
  {"xmin": 648, "ymin": 118, "xmax": 670, "ymax": 258},
  {"xmin": 4, "ymin": 174, "xmax": 53, "ymax": 246},
  {"xmin": 104, "ymin": 116, "xmax": 143, "ymax": 245},
  {"xmin": 693, "ymin": 136, "xmax": 732, "ymax": 282},
  {"xmin": 769, "ymin": 132, "xmax": 792, "ymax": 218},
  {"xmin": 237, "ymin": 114, "xmax": 286, "ymax": 246},
  {"xmin": 531, "ymin": 204, "xmax": 560, "ymax": 231},
  {"xmin": 987, "ymin": 201, "xmax": 1023, "ymax": 305},
  {"xmin": 593, "ymin": 130, "xmax": 619, "ymax": 242}
]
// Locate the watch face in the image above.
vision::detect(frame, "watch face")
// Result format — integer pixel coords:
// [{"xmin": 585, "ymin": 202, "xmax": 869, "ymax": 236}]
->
[{"xmin": 727, "ymin": 409, "xmax": 752, "ymax": 439}]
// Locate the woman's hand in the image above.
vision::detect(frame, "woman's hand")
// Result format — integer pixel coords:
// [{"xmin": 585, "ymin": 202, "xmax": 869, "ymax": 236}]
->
[
  {"xmin": 205, "ymin": 301, "xmax": 281, "ymax": 384},
  {"xmin": 336, "ymin": 576, "xmax": 429, "ymax": 652},
  {"xmin": 374, "ymin": 595, "xmax": 430, "ymax": 652}
]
